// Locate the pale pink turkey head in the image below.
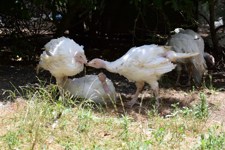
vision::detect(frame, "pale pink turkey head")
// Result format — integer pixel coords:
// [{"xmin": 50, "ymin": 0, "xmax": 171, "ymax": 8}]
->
[
  {"xmin": 87, "ymin": 58, "xmax": 105, "ymax": 69},
  {"xmin": 98, "ymin": 72, "xmax": 110, "ymax": 94},
  {"xmin": 98, "ymin": 72, "xmax": 107, "ymax": 83},
  {"xmin": 75, "ymin": 52, "xmax": 87, "ymax": 64}
]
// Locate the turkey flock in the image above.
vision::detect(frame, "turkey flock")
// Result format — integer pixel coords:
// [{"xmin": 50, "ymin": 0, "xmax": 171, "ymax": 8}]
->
[{"xmin": 37, "ymin": 29, "xmax": 214, "ymax": 109}]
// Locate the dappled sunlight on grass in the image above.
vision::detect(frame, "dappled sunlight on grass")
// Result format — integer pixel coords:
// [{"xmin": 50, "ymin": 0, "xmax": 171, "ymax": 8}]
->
[{"xmin": 0, "ymin": 82, "xmax": 224, "ymax": 149}]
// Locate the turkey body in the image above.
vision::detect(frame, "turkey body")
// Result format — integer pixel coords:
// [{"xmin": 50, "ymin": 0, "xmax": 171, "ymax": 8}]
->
[
  {"xmin": 168, "ymin": 29, "xmax": 207, "ymax": 85},
  {"xmin": 87, "ymin": 44, "xmax": 198, "ymax": 107},
  {"xmin": 179, "ymin": 29, "xmax": 215, "ymax": 67},
  {"xmin": 38, "ymin": 37, "xmax": 87, "ymax": 80},
  {"xmin": 62, "ymin": 74, "xmax": 116, "ymax": 104},
  {"xmin": 108, "ymin": 45, "xmax": 176, "ymax": 82}
]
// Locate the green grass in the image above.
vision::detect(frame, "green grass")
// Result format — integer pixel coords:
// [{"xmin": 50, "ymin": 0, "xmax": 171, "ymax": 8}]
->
[
  {"xmin": 0, "ymin": 83, "xmax": 224, "ymax": 149},
  {"xmin": 198, "ymin": 126, "xmax": 225, "ymax": 150}
]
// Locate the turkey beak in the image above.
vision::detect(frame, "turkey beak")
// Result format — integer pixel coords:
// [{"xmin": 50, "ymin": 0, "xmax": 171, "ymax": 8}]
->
[
  {"xmin": 86, "ymin": 61, "xmax": 90, "ymax": 66},
  {"xmin": 86, "ymin": 61, "xmax": 92, "ymax": 67}
]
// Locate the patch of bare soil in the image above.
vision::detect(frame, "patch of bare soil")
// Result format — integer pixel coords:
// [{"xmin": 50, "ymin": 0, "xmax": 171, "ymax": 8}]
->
[{"xmin": 0, "ymin": 64, "xmax": 225, "ymax": 127}]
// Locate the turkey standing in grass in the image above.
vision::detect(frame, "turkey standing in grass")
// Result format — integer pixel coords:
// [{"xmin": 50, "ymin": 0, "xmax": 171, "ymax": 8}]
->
[
  {"xmin": 87, "ymin": 44, "xmax": 199, "ymax": 107},
  {"xmin": 37, "ymin": 36, "xmax": 87, "ymax": 85},
  {"xmin": 168, "ymin": 29, "xmax": 215, "ymax": 86},
  {"xmin": 37, "ymin": 37, "xmax": 116, "ymax": 104}
]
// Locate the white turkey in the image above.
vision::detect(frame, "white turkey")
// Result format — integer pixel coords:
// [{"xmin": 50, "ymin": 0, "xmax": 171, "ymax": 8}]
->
[
  {"xmin": 59, "ymin": 73, "xmax": 116, "ymax": 104},
  {"xmin": 37, "ymin": 36, "xmax": 87, "ymax": 85},
  {"xmin": 37, "ymin": 37, "xmax": 116, "ymax": 104},
  {"xmin": 87, "ymin": 44, "xmax": 199, "ymax": 107},
  {"xmin": 168, "ymin": 29, "xmax": 215, "ymax": 86}
]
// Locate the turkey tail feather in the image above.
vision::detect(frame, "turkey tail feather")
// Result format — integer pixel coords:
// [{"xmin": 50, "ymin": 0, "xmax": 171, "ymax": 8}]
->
[
  {"xmin": 174, "ymin": 52, "xmax": 199, "ymax": 59},
  {"xmin": 165, "ymin": 51, "xmax": 199, "ymax": 62}
]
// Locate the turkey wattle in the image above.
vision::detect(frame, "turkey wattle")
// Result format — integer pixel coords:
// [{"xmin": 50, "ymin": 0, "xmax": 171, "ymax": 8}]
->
[{"xmin": 87, "ymin": 44, "xmax": 199, "ymax": 107}]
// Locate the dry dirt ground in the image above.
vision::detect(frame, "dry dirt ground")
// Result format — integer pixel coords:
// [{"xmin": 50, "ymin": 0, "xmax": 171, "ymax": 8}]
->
[{"xmin": 0, "ymin": 64, "xmax": 225, "ymax": 127}]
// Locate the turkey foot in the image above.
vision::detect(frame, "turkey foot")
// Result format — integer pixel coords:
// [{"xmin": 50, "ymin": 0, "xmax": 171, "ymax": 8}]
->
[
  {"xmin": 124, "ymin": 98, "xmax": 140, "ymax": 108},
  {"xmin": 124, "ymin": 82, "xmax": 144, "ymax": 108}
]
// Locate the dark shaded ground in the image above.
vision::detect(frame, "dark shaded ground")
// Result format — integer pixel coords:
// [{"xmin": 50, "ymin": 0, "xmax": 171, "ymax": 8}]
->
[
  {"xmin": 0, "ymin": 41, "xmax": 225, "ymax": 119},
  {"xmin": 0, "ymin": 61, "xmax": 224, "ymax": 103},
  {"xmin": 0, "ymin": 57, "xmax": 225, "ymax": 126}
]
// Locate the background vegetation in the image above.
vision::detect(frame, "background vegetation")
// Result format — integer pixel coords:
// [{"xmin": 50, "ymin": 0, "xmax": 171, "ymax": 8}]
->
[
  {"xmin": 0, "ymin": 1, "xmax": 225, "ymax": 149},
  {"xmin": 0, "ymin": 0, "xmax": 225, "ymax": 64}
]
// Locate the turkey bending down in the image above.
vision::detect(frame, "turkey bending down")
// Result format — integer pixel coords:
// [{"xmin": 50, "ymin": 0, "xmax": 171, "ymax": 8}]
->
[
  {"xmin": 37, "ymin": 36, "xmax": 87, "ymax": 85},
  {"xmin": 61, "ymin": 73, "xmax": 116, "ymax": 104},
  {"xmin": 175, "ymin": 29, "xmax": 215, "ymax": 67},
  {"xmin": 87, "ymin": 44, "xmax": 199, "ymax": 107},
  {"xmin": 37, "ymin": 37, "xmax": 116, "ymax": 104},
  {"xmin": 168, "ymin": 29, "xmax": 215, "ymax": 86}
]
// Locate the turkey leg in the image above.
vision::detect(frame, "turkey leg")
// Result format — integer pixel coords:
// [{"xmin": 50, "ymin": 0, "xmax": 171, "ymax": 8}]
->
[
  {"xmin": 175, "ymin": 64, "xmax": 182, "ymax": 86},
  {"xmin": 125, "ymin": 81, "xmax": 144, "ymax": 108},
  {"xmin": 56, "ymin": 76, "xmax": 68, "ymax": 100},
  {"xmin": 186, "ymin": 65, "xmax": 193, "ymax": 86},
  {"xmin": 150, "ymin": 81, "xmax": 160, "ymax": 109}
]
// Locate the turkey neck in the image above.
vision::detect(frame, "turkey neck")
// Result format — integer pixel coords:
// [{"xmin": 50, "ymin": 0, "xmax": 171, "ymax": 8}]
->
[{"xmin": 103, "ymin": 60, "xmax": 120, "ymax": 73}]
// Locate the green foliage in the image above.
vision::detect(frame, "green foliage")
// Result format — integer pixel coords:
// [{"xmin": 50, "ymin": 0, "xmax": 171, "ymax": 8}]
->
[
  {"xmin": 2, "ymin": 131, "xmax": 21, "ymax": 149},
  {"xmin": 194, "ymin": 92, "xmax": 209, "ymax": 119},
  {"xmin": 77, "ymin": 109, "xmax": 93, "ymax": 132},
  {"xmin": 120, "ymin": 115, "xmax": 131, "ymax": 141},
  {"xmin": 0, "ymin": 82, "xmax": 224, "ymax": 149},
  {"xmin": 152, "ymin": 127, "xmax": 166, "ymax": 143},
  {"xmin": 199, "ymin": 126, "xmax": 225, "ymax": 150}
]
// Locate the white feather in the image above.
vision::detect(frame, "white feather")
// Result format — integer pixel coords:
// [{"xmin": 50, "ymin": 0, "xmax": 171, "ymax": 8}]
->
[
  {"xmin": 88, "ymin": 44, "xmax": 198, "ymax": 107},
  {"xmin": 63, "ymin": 75, "xmax": 116, "ymax": 104},
  {"xmin": 38, "ymin": 37, "xmax": 86, "ymax": 77},
  {"xmin": 104, "ymin": 45, "xmax": 177, "ymax": 82}
]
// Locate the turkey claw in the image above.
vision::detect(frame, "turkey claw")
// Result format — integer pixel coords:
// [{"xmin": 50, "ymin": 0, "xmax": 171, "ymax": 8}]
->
[{"xmin": 124, "ymin": 101, "xmax": 140, "ymax": 108}]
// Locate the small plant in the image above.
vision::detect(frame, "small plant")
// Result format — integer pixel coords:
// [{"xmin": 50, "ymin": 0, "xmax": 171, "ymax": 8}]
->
[
  {"xmin": 194, "ymin": 92, "xmax": 208, "ymax": 119},
  {"xmin": 204, "ymin": 74, "xmax": 214, "ymax": 90},
  {"xmin": 2, "ymin": 131, "xmax": 20, "ymax": 149},
  {"xmin": 180, "ymin": 106, "xmax": 193, "ymax": 116},
  {"xmin": 208, "ymin": 74, "xmax": 214, "ymax": 90},
  {"xmin": 152, "ymin": 127, "xmax": 166, "ymax": 143},
  {"xmin": 120, "ymin": 115, "xmax": 130, "ymax": 141},
  {"xmin": 198, "ymin": 126, "xmax": 225, "ymax": 150},
  {"xmin": 77, "ymin": 109, "xmax": 93, "ymax": 133}
]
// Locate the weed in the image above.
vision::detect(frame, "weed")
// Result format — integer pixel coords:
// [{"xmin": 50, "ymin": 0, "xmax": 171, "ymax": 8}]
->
[
  {"xmin": 120, "ymin": 115, "xmax": 130, "ymax": 141},
  {"xmin": 194, "ymin": 92, "xmax": 208, "ymax": 119},
  {"xmin": 198, "ymin": 126, "xmax": 225, "ymax": 150},
  {"xmin": 77, "ymin": 109, "xmax": 93, "ymax": 133},
  {"xmin": 208, "ymin": 74, "xmax": 214, "ymax": 90},
  {"xmin": 153, "ymin": 127, "xmax": 166, "ymax": 143},
  {"xmin": 0, "ymin": 80, "xmax": 223, "ymax": 149},
  {"xmin": 2, "ymin": 131, "xmax": 20, "ymax": 149}
]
